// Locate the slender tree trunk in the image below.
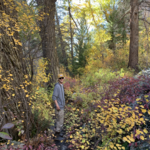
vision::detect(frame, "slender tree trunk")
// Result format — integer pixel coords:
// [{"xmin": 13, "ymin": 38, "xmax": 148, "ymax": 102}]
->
[
  {"xmin": 56, "ymin": 10, "xmax": 69, "ymax": 72},
  {"xmin": 109, "ymin": 30, "xmax": 116, "ymax": 52},
  {"xmin": 68, "ymin": 0, "xmax": 74, "ymax": 62},
  {"xmin": 36, "ymin": 0, "xmax": 58, "ymax": 88},
  {"xmin": 128, "ymin": 0, "xmax": 139, "ymax": 73}
]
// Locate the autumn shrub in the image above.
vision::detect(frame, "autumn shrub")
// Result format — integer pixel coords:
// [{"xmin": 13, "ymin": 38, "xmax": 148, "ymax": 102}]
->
[
  {"xmin": 64, "ymin": 75, "xmax": 150, "ymax": 150},
  {"xmin": 24, "ymin": 135, "xmax": 58, "ymax": 150},
  {"xmin": 63, "ymin": 76, "xmax": 79, "ymax": 101},
  {"xmin": 68, "ymin": 68, "xmax": 133, "ymax": 110},
  {"xmin": 111, "ymin": 43, "xmax": 129, "ymax": 70},
  {"xmin": 30, "ymin": 93, "xmax": 54, "ymax": 136},
  {"xmin": 81, "ymin": 68, "xmax": 133, "ymax": 88},
  {"xmin": 29, "ymin": 58, "xmax": 55, "ymax": 136}
]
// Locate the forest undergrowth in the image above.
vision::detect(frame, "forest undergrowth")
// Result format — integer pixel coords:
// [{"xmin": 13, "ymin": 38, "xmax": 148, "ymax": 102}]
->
[{"xmin": 1, "ymin": 60, "xmax": 150, "ymax": 150}]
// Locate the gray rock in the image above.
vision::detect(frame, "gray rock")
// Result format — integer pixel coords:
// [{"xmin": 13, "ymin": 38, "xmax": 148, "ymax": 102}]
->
[
  {"xmin": 127, "ymin": 69, "xmax": 150, "ymax": 150},
  {"xmin": 135, "ymin": 68, "xmax": 150, "ymax": 78},
  {"xmin": 60, "ymin": 145, "xmax": 68, "ymax": 150},
  {"xmin": 130, "ymin": 141, "xmax": 150, "ymax": 150}
]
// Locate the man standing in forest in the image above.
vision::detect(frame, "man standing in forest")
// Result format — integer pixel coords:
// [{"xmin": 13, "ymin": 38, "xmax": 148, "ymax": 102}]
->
[{"xmin": 52, "ymin": 74, "xmax": 65, "ymax": 139}]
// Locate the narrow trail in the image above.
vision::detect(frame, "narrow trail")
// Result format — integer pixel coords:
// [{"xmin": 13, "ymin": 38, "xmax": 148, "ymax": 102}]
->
[
  {"xmin": 50, "ymin": 125, "xmax": 70, "ymax": 150},
  {"xmin": 50, "ymin": 108, "xmax": 70, "ymax": 150}
]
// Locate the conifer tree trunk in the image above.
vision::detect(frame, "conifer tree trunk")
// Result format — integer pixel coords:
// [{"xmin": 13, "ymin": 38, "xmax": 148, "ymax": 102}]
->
[
  {"xmin": 36, "ymin": 0, "xmax": 59, "ymax": 88},
  {"xmin": 128, "ymin": 0, "xmax": 139, "ymax": 73}
]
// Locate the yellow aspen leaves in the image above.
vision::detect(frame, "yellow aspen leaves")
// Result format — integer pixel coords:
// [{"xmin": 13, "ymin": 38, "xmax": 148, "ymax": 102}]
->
[
  {"xmin": 143, "ymin": 128, "xmax": 148, "ymax": 134},
  {"xmin": 123, "ymin": 137, "xmax": 127, "ymax": 142},
  {"xmin": 136, "ymin": 98, "xmax": 141, "ymax": 101},
  {"xmin": 135, "ymin": 129, "xmax": 142, "ymax": 136},
  {"xmin": 144, "ymin": 95, "xmax": 149, "ymax": 98},
  {"xmin": 18, "ymin": 42, "xmax": 22, "ymax": 46},
  {"xmin": 132, "ymin": 112, "xmax": 135, "ymax": 119},
  {"xmin": 24, "ymin": 75, "xmax": 28, "ymax": 78},
  {"xmin": 123, "ymin": 137, "xmax": 131, "ymax": 143},
  {"xmin": 140, "ymin": 136, "xmax": 145, "ymax": 140},
  {"xmin": 103, "ymin": 147, "xmax": 107, "ymax": 150},
  {"xmin": 86, "ymin": 141, "xmax": 89, "ymax": 144},
  {"xmin": 109, "ymin": 143, "xmax": 114, "ymax": 149},
  {"xmin": 139, "ymin": 113, "xmax": 143, "ymax": 116},
  {"xmin": 116, "ymin": 144, "xmax": 122, "ymax": 149},
  {"xmin": 117, "ymin": 129, "xmax": 123, "ymax": 134},
  {"xmin": 113, "ymin": 93, "xmax": 117, "ymax": 97},
  {"xmin": 141, "ymin": 109, "xmax": 146, "ymax": 113},
  {"xmin": 139, "ymin": 117, "xmax": 145, "ymax": 123},
  {"xmin": 112, "ymin": 107, "xmax": 118, "ymax": 112},
  {"xmin": 128, "ymin": 136, "xmax": 135, "ymax": 142},
  {"xmin": 80, "ymin": 145, "xmax": 84, "ymax": 149},
  {"xmin": 92, "ymin": 128, "xmax": 95, "ymax": 133},
  {"xmin": 140, "ymin": 105, "xmax": 144, "ymax": 108}
]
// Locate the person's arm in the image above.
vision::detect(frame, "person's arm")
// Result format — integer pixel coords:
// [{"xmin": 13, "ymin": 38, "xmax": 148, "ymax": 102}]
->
[
  {"xmin": 52, "ymin": 85, "xmax": 60, "ymax": 111},
  {"xmin": 54, "ymin": 100, "xmax": 60, "ymax": 110}
]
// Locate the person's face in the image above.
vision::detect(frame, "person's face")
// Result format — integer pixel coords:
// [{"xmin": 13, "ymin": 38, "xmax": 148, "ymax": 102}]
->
[{"xmin": 58, "ymin": 77, "xmax": 64, "ymax": 84}]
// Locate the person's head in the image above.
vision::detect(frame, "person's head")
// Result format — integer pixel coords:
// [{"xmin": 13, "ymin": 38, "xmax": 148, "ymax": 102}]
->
[{"xmin": 58, "ymin": 74, "xmax": 64, "ymax": 84}]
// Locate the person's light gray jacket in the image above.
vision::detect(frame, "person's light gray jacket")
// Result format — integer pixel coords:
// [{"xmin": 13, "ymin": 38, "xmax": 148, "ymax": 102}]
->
[{"xmin": 52, "ymin": 83, "xmax": 65, "ymax": 109}]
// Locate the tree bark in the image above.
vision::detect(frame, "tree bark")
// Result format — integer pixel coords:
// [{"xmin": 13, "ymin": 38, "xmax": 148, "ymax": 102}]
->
[
  {"xmin": 0, "ymin": 0, "xmax": 35, "ymax": 140},
  {"xmin": 128, "ymin": 0, "xmax": 139, "ymax": 73},
  {"xmin": 56, "ymin": 10, "xmax": 69, "ymax": 72},
  {"xmin": 36, "ymin": 0, "xmax": 58, "ymax": 88},
  {"xmin": 68, "ymin": 0, "xmax": 74, "ymax": 62}
]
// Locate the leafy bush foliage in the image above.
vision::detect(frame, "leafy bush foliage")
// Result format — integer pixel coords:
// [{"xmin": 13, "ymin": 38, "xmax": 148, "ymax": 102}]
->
[
  {"xmin": 0, "ymin": 123, "xmax": 14, "ymax": 140},
  {"xmin": 81, "ymin": 68, "xmax": 133, "ymax": 88},
  {"xmin": 63, "ymin": 76, "xmax": 79, "ymax": 100},
  {"xmin": 30, "ymin": 58, "xmax": 55, "ymax": 136},
  {"xmin": 64, "ymin": 71, "xmax": 150, "ymax": 149}
]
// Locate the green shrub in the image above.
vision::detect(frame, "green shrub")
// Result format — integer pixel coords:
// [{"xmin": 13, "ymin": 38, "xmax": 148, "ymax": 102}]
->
[
  {"xmin": 30, "ymin": 87, "xmax": 55, "ymax": 137},
  {"xmin": 81, "ymin": 68, "xmax": 133, "ymax": 88}
]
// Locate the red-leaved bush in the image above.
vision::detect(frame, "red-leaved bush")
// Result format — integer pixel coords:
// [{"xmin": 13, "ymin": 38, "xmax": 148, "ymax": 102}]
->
[
  {"xmin": 65, "ymin": 75, "xmax": 150, "ymax": 149},
  {"xmin": 63, "ymin": 77, "xmax": 78, "ymax": 92}
]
